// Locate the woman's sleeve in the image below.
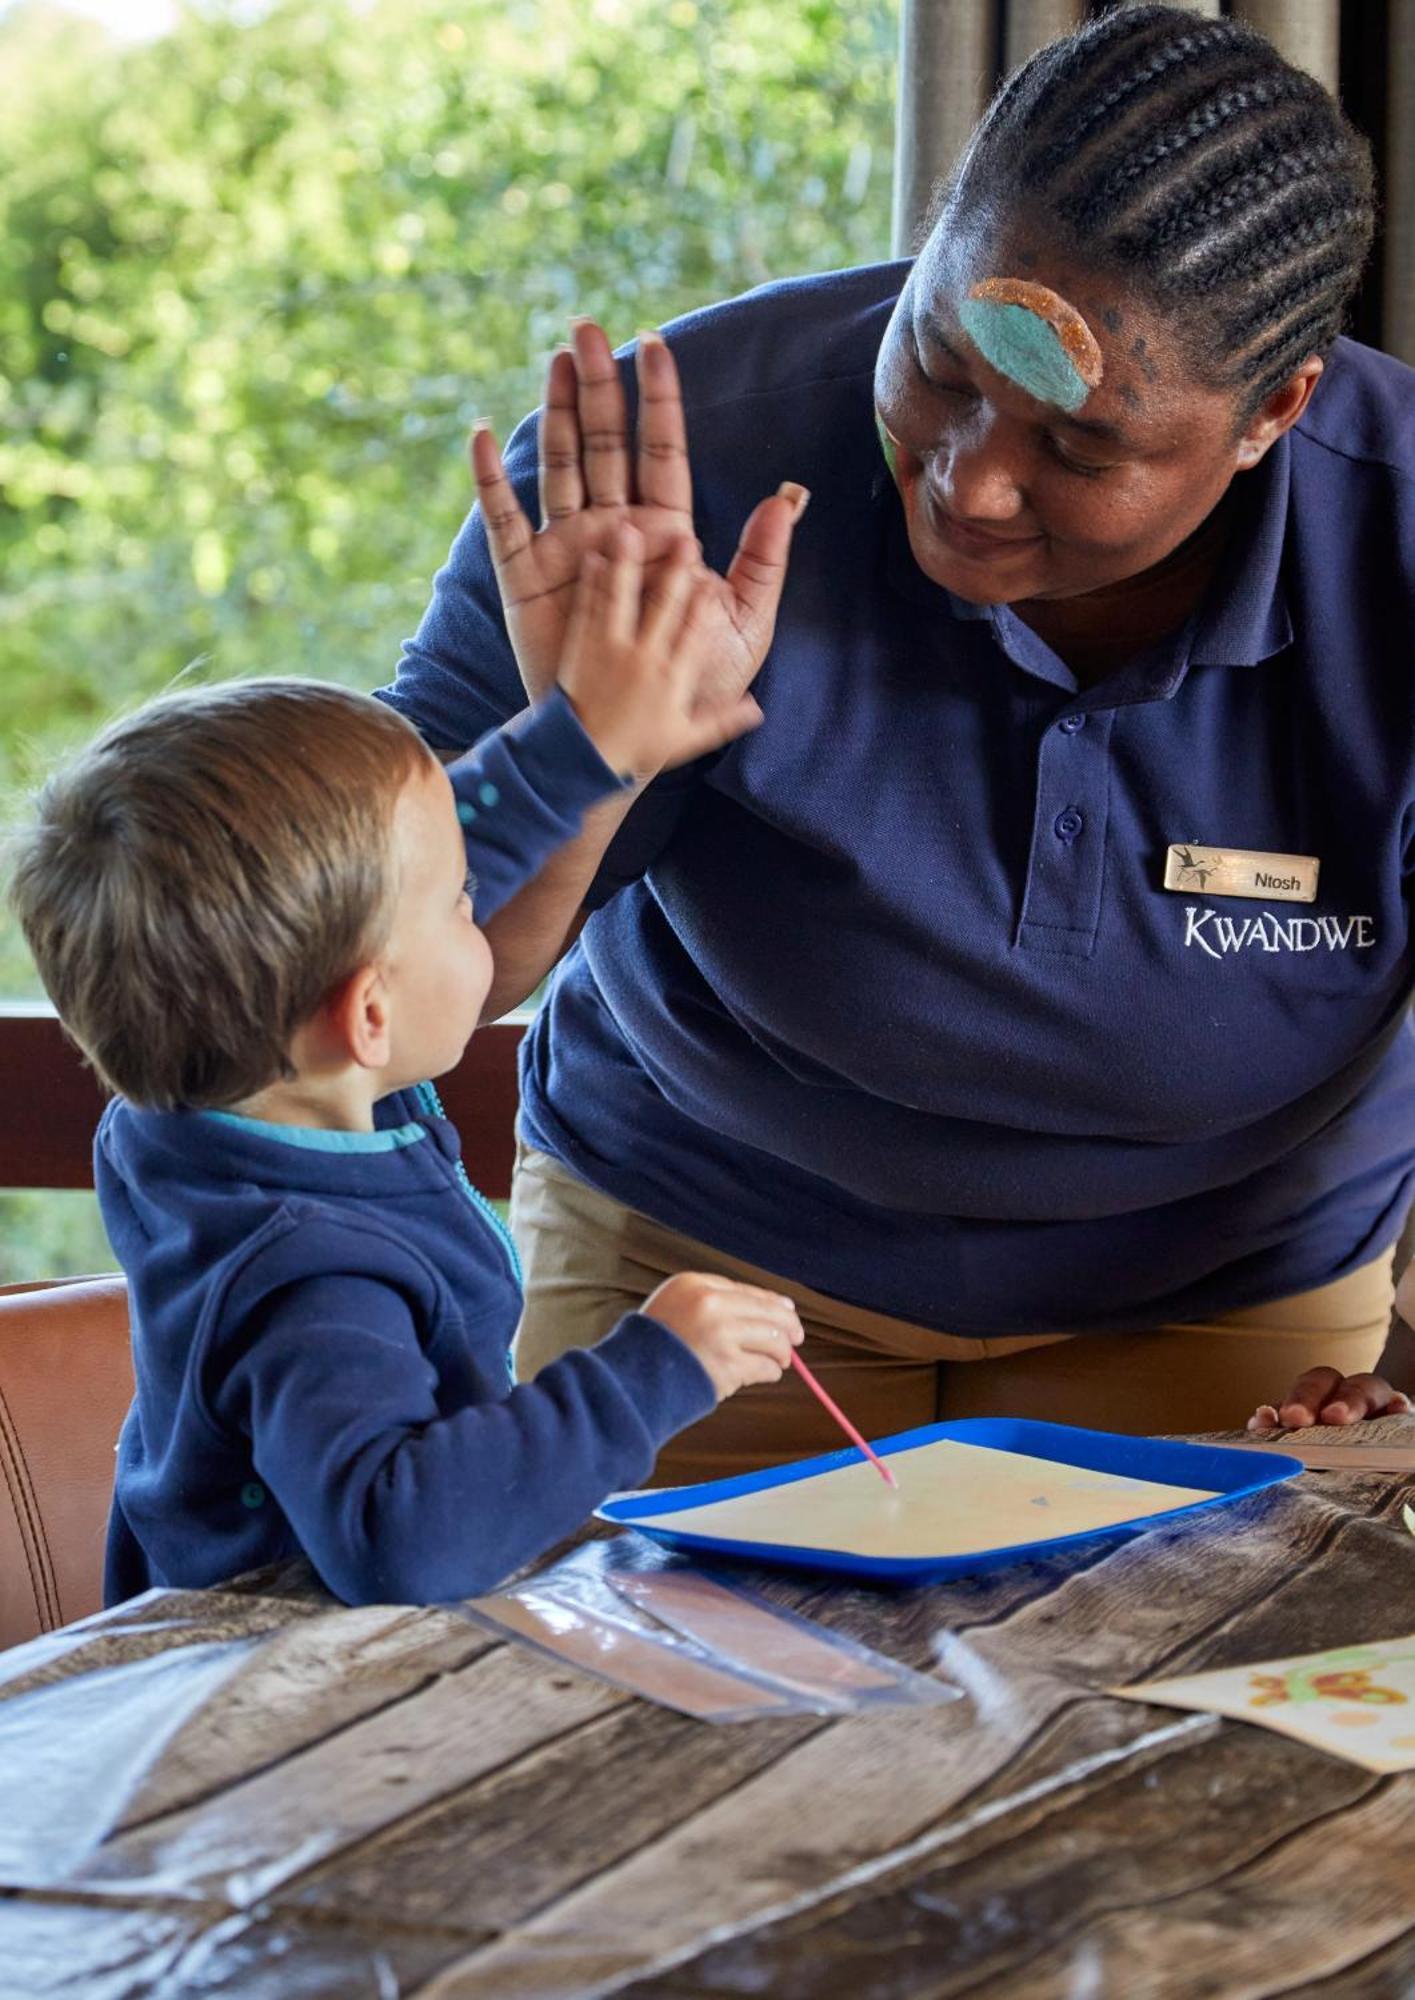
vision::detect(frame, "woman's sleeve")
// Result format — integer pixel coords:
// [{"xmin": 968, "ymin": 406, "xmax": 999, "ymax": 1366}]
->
[{"xmin": 378, "ymin": 404, "xmax": 542, "ymax": 754}]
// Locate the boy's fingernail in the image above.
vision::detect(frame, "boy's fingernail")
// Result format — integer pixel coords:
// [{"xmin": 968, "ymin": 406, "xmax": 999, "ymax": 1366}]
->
[
  {"xmin": 777, "ymin": 481, "xmax": 810, "ymax": 518},
  {"xmin": 637, "ymin": 327, "xmax": 664, "ymax": 345},
  {"xmin": 1321, "ymin": 1402, "xmax": 1352, "ymax": 1424}
]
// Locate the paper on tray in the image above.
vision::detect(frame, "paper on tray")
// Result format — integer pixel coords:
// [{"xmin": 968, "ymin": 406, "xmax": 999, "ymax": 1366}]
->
[
  {"xmin": 629, "ymin": 1438, "xmax": 1215, "ymax": 1559},
  {"xmin": 1114, "ymin": 1635, "xmax": 1415, "ymax": 1773}
]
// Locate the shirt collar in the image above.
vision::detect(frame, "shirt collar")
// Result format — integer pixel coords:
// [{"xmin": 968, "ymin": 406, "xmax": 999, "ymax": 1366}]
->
[
  {"xmin": 1187, "ymin": 431, "xmax": 1293, "ymax": 668},
  {"xmin": 201, "ymin": 1108, "xmax": 428, "ymax": 1152}
]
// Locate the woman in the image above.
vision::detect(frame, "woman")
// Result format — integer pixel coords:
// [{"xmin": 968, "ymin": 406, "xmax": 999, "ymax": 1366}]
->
[{"xmin": 383, "ymin": 5, "xmax": 1414, "ymax": 1476}]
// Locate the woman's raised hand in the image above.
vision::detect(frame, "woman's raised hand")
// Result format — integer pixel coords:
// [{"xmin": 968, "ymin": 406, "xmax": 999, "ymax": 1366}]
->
[{"xmin": 469, "ymin": 319, "xmax": 808, "ymax": 711}]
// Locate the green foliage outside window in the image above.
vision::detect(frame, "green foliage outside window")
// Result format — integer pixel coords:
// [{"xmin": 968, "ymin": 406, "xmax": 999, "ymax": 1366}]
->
[{"xmin": 0, "ymin": 0, "xmax": 896, "ymax": 1272}]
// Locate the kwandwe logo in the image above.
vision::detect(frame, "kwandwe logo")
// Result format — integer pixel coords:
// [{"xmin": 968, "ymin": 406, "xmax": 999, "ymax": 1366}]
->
[{"xmin": 1183, "ymin": 906, "xmax": 1375, "ymax": 959}]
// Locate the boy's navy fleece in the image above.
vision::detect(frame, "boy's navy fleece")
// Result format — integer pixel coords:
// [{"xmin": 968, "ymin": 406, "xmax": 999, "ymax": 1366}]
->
[{"xmin": 100, "ymin": 691, "xmax": 715, "ymax": 1607}]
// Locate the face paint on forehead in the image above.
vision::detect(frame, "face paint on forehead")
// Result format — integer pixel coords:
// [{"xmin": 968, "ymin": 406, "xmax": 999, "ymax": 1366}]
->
[{"xmin": 957, "ymin": 276, "xmax": 1104, "ymax": 415}]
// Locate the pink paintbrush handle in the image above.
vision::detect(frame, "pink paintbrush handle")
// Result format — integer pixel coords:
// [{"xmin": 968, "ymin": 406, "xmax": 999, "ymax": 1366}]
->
[{"xmin": 788, "ymin": 1349, "xmax": 898, "ymax": 1488}]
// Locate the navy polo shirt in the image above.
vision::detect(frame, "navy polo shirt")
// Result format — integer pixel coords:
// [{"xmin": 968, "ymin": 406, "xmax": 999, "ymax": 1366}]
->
[{"xmin": 382, "ymin": 261, "xmax": 1415, "ymax": 1337}]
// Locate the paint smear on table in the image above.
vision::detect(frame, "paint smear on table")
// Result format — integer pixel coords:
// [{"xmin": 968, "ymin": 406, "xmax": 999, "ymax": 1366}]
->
[
  {"xmin": 631, "ymin": 1438, "xmax": 1215, "ymax": 1560},
  {"xmin": 1115, "ymin": 1634, "xmax": 1415, "ymax": 1774}
]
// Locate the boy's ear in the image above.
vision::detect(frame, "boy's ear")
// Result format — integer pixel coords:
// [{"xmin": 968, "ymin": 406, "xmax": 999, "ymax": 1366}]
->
[{"xmin": 324, "ymin": 961, "xmax": 393, "ymax": 1071}]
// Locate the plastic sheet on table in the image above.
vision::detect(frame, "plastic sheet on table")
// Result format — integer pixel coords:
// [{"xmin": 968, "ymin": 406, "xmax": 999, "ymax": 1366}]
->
[
  {"xmin": 466, "ymin": 1539, "xmax": 958, "ymax": 1719},
  {"xmin": 463, "ymin": 1582, "xmax": 805, "ymax": 1721},
  {"xmin": 0, "ymin": 1636, "xmax": 260, "ymax": 1886},
  {"xmin": 606, "ymin": 1566, "xmax": 958, "ymax": 1712}
]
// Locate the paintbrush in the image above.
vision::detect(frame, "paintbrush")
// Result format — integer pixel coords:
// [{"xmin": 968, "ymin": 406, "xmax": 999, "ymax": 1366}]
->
[{"xmin": 788, "ymin": 1349, "xmax": 898, "ymax": 1489}]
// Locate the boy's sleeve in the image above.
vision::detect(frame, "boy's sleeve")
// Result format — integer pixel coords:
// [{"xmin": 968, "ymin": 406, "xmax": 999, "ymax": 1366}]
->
[
  {"xmin": 447, "ymin": 686, "xmax": 633, "ymax": 923},
  {"xmin": 215, "ymin": 1269, "xmax": 714, "ymax": 1606}
]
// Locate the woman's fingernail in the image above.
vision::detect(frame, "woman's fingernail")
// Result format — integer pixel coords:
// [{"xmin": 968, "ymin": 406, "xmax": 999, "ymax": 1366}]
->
[
  {"xmin": 1322, "ymin": 1402, "xmax": 1352, "ymax": 1424},
  {"xmin": 637, "ymin": 327, "xmax": 664, "ymax": 345}
]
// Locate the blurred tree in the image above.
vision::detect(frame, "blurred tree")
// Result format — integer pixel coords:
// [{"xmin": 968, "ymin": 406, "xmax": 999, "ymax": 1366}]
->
[
  {"xmin": 0, "ymin": 0, "xmax": 895, "ymax": 1270},
  {"xmin": 0, "ymin": 0, "xmax": 896, "ymax": 883}
]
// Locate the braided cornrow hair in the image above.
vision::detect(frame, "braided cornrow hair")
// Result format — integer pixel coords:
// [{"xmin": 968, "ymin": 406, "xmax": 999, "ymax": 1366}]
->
[{"xmin": 943, "ymin": 4, "xmax": 1376, "ymax": 423}]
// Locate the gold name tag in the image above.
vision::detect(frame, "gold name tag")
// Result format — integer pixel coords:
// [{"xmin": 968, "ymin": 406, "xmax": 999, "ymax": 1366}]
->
[{"xmin": 1163, "ymin": 844, "xmax": 1319, "ymax": 903}]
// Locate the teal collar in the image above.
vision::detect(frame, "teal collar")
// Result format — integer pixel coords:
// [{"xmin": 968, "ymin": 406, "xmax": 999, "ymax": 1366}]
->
[{"xmin": 201, "ymin": 1109, "xmax": 428, "ymax": 1154}]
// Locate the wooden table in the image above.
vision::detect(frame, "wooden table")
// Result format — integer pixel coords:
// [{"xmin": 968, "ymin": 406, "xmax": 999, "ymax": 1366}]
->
[{"xmin": 3, "ymin": 1419, "xmax": 1413, "ymax": 1999}]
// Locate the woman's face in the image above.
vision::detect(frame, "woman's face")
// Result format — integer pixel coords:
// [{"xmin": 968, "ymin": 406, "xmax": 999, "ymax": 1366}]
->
[{"xmin": 873, "ymin": 217, "xmax": 1300, "ymax": 607}]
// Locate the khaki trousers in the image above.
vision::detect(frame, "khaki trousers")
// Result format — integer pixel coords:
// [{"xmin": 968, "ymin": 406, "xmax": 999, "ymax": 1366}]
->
[{"xmin": 510, "ymin": 1145, "xmax": 1395, "ymax": 1485}]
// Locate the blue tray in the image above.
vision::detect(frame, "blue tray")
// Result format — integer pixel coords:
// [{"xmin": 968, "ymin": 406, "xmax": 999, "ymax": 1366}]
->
[{"xmin": 597, "ymin": 1418, "xmax": 1300, "ymax": 1585}]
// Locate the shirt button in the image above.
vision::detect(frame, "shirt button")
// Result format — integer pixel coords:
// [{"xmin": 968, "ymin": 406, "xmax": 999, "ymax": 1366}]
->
[
  {"xmin": 1058, "ymin": 713, "xmax": 1085, "ymax": 734},
  {"xmin": 1054, "ymin": 809, "xmax": 1084, "ymax": 841},
  {"xmin": 456, "ymin": 801, "xmax": 477, "ymax": 825},
  {"xmin": 478, "ymin": 782, "xmax": 500, "ymax": 807},
  {"xmin": 240, "ymin": 1482, "xmax": 266, "ymax": 1510}
]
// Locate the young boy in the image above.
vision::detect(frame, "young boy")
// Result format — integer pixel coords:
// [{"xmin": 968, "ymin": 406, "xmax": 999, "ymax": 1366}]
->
[{"xmin": 9, "ymin": 528, "xmax": 803, "ymax": 1607}]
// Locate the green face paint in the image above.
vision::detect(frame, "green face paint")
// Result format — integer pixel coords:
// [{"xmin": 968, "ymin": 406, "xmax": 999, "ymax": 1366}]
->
[
  {"xmin": 875, "ymin": 412, "xmax": 899, "ymax": 483},
  {"xmin": 958, "ymin": 276, "xmax": 1105, "ymax": 416},
  {"xmin": 958, "ymin": 297, "xmax": 1090, "ymax": 413}
]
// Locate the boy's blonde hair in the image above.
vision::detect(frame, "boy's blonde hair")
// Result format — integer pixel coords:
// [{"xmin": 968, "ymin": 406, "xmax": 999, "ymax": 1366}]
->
[{"xmin": 9, "ymin": 678, "xmax": 431, "ymax": 1110}]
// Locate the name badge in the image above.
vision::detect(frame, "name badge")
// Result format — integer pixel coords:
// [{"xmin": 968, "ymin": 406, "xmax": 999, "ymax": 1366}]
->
[{"xmin": 1163, "ymin": 845, "xmax": 1319, "ymax": 904}]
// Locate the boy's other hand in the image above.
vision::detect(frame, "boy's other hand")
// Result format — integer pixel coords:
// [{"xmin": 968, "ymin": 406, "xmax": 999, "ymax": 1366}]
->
[
  {"xmin": 555, "ymin": 523, "xmax": 768, "ymax": 780},
  {"xmin": 643, "ymin": 1272, "xmax": 804, "ymax": 1403}
]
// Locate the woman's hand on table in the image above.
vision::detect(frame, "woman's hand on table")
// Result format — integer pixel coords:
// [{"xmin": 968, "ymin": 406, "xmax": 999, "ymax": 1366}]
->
[
  {"xmin": 1247, "ymin": 1281, "xmax": 1415, "ymax": 1430},
  {"xmin": 470, "ymin": 319, "xmax": 808, "ymax": 714},
  {"xmin": 1247, "ymin": 1366, "xmax": 1411, "ymax": 1432}
]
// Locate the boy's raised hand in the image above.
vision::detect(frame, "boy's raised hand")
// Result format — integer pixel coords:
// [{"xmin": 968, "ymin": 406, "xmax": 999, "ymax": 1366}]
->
[
  {"xmin": 642, "ymin": 1273, "xmax": 805, "ymax": 1402},
  {"xmin": 555, "ymin": 521, "xmax": 765, "ymax": 780}
]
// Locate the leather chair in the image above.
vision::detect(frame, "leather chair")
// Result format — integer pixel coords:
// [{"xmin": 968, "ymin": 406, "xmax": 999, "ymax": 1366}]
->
[{"xmin": 0, "ymin": 1274, "xmax": 132, "ymax": 1650}]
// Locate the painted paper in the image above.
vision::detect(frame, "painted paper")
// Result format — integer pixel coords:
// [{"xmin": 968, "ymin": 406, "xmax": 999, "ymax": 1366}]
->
[{"xmin": 1115, "ymin": 1636, "xmax": 1415, "ymax": 1773}]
